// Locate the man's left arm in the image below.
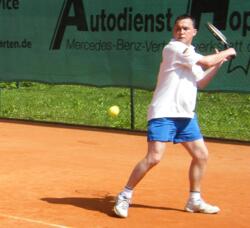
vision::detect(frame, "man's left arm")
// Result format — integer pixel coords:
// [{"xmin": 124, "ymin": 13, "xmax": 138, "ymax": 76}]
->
[{"xmin": 197, "ymin": 61, "xmax": 224, "ymax": 89}]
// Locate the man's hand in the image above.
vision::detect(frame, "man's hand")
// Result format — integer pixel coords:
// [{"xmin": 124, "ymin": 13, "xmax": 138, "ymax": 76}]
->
[{"xmin": 225, "ymin": 48, "xmax": 236, "ymax": 59}]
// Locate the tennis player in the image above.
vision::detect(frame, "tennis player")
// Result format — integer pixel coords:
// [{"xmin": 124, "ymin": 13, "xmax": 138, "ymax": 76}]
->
[{"xmin": 114, "ymin": 14, "xmax": 236, "ymax": 218}]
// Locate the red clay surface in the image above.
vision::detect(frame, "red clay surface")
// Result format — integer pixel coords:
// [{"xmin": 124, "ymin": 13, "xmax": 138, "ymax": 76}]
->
[{"xmin": 0, "ymin": 120, "xmax": 249, "ymax": 228}]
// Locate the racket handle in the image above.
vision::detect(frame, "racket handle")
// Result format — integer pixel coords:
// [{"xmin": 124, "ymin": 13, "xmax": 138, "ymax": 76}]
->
[{"xmin": 224, "ymin": 44, "xmax": 236, "ymax": 59}]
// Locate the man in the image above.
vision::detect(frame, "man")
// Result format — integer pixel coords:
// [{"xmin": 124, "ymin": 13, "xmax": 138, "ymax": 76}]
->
[{"xmin": 114, "ymin": 14, "xmax": 236, "ymax": 218}]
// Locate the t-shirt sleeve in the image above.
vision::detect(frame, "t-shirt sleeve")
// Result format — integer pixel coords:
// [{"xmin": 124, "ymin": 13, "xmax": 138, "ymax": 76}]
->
[
  {"xmin": 163, "ymin": 41, "xmax": 205, "ymax": 80},
  {"xmin": 192, "ymin": 64, "xmax": 205, "ymax": 81},
  {"xmin": 177, "ymin": 47, "xmax": 203, "ymax": 68},
  {"xmin": 175, "ymin": 47, "xmax": 205, "ymax": 80},
  {"xmin": 190, "ymin": 53, "xmax": 205, "ymax": 81}
]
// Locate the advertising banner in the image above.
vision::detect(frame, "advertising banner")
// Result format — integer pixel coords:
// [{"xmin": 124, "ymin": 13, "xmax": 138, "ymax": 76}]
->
[{"xmin": 0, "ymin": 0, "xmax": 249, "ymax": 91}]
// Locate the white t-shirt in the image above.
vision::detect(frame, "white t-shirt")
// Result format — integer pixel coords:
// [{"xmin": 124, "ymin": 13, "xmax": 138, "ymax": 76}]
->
[{"xmin": 147, "ymin": 39, "xmax": 204, "ymax": 120}]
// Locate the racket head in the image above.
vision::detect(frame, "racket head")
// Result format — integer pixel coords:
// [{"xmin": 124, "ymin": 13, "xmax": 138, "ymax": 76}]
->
[{"xmin": 207, "ymin": 22, "xmax": 230, "ymax": 48}]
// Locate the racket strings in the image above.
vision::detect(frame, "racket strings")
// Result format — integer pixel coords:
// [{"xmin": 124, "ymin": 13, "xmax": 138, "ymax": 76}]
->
[
  {"xmin": 207, "ymin": 22, "xmax": 228, "ymax": 47},
  {"xmin": 207, "ymin": 22, "xmax": 250, "ymax": 76}
]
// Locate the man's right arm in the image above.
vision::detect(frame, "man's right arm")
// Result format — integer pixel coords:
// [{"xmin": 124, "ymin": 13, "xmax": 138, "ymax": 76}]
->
[{"xmin": 197, "ymin": 48, "xmax": 236, "ymax": 69}]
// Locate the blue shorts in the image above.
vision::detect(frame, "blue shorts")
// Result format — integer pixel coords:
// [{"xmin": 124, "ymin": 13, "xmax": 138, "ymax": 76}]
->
[{"xmin": 147, "ymin": 115, "xmax": 203, "ymax": 143}]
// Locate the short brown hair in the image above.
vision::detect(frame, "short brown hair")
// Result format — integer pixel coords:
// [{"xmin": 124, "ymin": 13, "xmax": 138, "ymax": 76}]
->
[{"xmin": 174, "ymin": 14, "xmax": 197, "ymax": 29}]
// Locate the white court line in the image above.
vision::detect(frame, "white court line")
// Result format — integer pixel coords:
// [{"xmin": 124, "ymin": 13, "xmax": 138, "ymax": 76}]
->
[{"xmin": 0, "ymin": 213, "xmax": 72, "ymax": 228}]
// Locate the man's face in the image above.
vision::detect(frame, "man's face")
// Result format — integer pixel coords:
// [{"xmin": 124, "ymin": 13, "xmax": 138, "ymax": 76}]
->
[{"xmin": 173, "ymin": 18, "xmax": 197, "ymax": 45}]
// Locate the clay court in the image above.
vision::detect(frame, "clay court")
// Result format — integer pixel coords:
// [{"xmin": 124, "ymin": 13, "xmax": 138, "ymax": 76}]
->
[{"xmin": 0, "ymin": 120, "xmax": 249, "ymax": 227}]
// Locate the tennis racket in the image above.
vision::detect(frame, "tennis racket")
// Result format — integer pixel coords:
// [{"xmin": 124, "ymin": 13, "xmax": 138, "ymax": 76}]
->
[{"xmin": 206, "ymin": 22, "xmax": 230, "ymax": 49}]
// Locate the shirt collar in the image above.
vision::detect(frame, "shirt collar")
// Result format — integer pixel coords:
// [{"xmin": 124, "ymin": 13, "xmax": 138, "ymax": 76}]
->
[{"xmin": 170, "ymin": 38, "xmax": 195, "ymax": 50}]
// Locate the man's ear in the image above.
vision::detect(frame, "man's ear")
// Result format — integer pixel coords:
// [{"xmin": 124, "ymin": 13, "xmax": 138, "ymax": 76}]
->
[
  {"xmin": 193, "ymin": 29, "xmax": 197, "ymax": 36},
  {"xmin": 193, "ymin": 29, "xmax": 198, "ymax": 36}
]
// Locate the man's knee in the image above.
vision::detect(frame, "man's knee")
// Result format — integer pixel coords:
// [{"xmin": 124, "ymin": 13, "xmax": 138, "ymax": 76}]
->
[
  {"xmin": 193, "ymin": 147, "xmax": 209, "ymax": 163},
  {"xmin": 146, "ymin": 141, "xmax": 166, "ymax": 168},
  {"xmin": 146, "ymin": 156, "xmax": 161, "ymax": 168}
]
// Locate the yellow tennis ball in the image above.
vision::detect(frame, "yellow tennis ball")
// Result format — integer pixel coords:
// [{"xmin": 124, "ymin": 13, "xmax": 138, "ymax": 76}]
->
[{"xmin": 108, "ymin": 105, "xmax": 120, "ymax": 117}]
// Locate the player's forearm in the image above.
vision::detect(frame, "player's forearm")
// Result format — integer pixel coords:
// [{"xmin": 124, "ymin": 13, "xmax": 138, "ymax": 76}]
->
[
  {"xmin": 197, "ymin": 63, "xmax": 222, "ymax": 89},
  {"xmin": 197, "ymin": 48, "xmax": 235, "ymax": 68}
]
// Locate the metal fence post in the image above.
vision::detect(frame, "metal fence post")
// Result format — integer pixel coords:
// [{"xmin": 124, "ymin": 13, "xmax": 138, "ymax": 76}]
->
[{"xmin": 130, "ymin": 88, "xmax": 135, "ymax": 130}]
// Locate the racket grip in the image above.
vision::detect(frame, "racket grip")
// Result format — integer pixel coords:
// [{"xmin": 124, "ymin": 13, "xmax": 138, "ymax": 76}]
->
[{"xmin": 224, "ymin": 44, "xmax": 236, "ymax": 59}]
